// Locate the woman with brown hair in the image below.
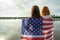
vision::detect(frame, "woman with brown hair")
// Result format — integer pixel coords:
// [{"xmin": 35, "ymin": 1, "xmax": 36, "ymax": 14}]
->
[
  {"xmin": 31, "ymin": 5, "xmax": 41, "ymax": 18},
  {"xmin": 41, "ymin": 6, "xmax": 54, "ymax": 40},
  {"xmin": 21, "ymin": 5, "xmax": 43, "ymax": 40}
]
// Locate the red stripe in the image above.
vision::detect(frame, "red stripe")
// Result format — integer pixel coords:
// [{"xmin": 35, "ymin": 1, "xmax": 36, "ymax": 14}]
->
[
  {"xmin": 21, "ymin": 37, "xmax": 46, "ymax": 40},
  {"xmin": 50, "ymin": 38, "xmax": 53, "ymax": 40},
  {"xmin": 42, "ymin": 26, "xmax": 53, "ymax": 30},
  {"xmin": 43, "ymin": 30, "xmax": 54, "ymax": 35},
  {"xmin": 46, "ymin": 33, "xmax": 53, "ymax": 39},
  {"xmin": 50, "ymin": 36, "xmax": 54, "ymax": 40},
  {"xmin": 43, "ymin": 23, "xmax": 53, "ymax": 25}
]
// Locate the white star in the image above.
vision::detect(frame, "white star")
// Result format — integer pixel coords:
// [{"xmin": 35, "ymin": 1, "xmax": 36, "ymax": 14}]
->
[
  {"xmin": 36, "ymin": 22, "xmax": 37, "ymax": 24},
  {"xmin": 27, "ymin": 33, "xmax": 29, "ymax": 34},
  {"xmin": 36, "ymin": 19, "xmax": 37, "ymax": 20},
  {"xmin": 38, "ymin": 31, "xmax": 39, "ymax": 33},
  {"xmin": 32, "ymin": 22, "xmax": 33, "ymax": 24},
  {"xmin": 36, "ymin": 26, "xmax": 37, "ymax": 27},
  {"xmin": 40, "ymin": 22, "xmax": 41, "ymax": 24},
  {"xmin": 40, "ymin": 19, "xmax": 41, "ymax": 20},
  {"xmin": 24, "ymin": 21, "xmax": 27, "ymax": 25},
  {"xmin": 40, "ymin": 33, "xmax": 42, "ymax": 35},
  {"xmin": 37, "ymin": 28, "xmax": 39, "ymax": 29},
  {"xmin": 34, "ymin": 20, "xmax": 35, "ymax": 22},
  {"xmin": 31, "ymin": 33, "xmax": 33, "ymax": 34},
  {"xmin": 29, "ymin": 25, "xmax": 33, "ymax": 30},
  {"xmin": 38, "ymin": 24, "xmax": 39, "ymax": 26},
  {"xmin": 40, "ymin": 26, "xmax": 41, "ymax": 28},
  {"xmin": 35, "ymin": 33, "xmax": 37, "ymax": 34},
  {"xmin": 33, "ymin": 31, "xmax": 35, "ymax": 33},
  {"xmin": 29, "ymin": 31, "xmax": 31, "ymax": 33},
  {"xmin": 29, "ymin": 20, "xmax": 31, "ymax": 22},
  {"xmin": 25, "ymin": 30, "xmax": 27, "ymax": 32},
  {"xmin": 38, "ymin": 21, "xmax": 40, "ymax": 22},
  {"xmin": 34, "ymin": 24, "xmax": 35, "ymax": 26},
  {"xmin": 40, "ymin": 29, "xmax": 41, "ymax": 31},
  {"xmin": 36, "ymin": 29, "xmax": 37, "ymax": 31},
  {"xmin": 33, "ymin": 27, "xmax": 35, "ymax": 29},
  {"xmin": 32, "ymin": 19, "xmax": 33, "ymax": 20}
]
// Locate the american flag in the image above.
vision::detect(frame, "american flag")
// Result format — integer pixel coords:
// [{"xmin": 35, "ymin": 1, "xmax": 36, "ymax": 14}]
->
[{"xmin": 21, "ymin": 17, "xmax": 54, "ymax": 40}]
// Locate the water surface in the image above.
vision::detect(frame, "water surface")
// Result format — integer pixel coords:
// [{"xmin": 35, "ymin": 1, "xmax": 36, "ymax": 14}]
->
[{"xmin": 0, "ymin": 19, "xmax": 60, "ymax": 40}]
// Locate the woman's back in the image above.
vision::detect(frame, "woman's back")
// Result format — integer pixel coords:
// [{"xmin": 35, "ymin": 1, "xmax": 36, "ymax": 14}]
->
[
  {"xmin": 21, "ymin": 18, "xmax": 44, "ymax": 40},
  {"xmin": 21, "ymin": 5, "xmax": 47, "ymax": 40},
  {"xmin": 42, "ymin": 15, "xmax": 54, "ymax": 40},
  {"xmin": 41, "ymin": 6, "xmax": 54, "ymax": 40}
]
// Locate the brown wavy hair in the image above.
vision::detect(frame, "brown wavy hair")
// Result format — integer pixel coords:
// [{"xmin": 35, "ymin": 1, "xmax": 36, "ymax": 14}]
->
[
  {"xmin": 42, "ymin": 6, "xmax": 50, "ymax": 16},
  {"xmin": 31, "ymin": 5, "xmax": 41, "ymax": 18}
]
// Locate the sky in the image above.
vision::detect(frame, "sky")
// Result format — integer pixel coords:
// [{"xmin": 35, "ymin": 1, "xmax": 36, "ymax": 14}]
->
[{"xmin": 0, "ymin": 0, "xmax": 60, "ymax": 17}]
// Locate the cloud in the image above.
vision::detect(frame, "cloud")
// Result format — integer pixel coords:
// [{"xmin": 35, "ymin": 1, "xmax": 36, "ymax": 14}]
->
[{"xmin": 0, "ymin": 0, "xmax": 60, "ymax": 17}]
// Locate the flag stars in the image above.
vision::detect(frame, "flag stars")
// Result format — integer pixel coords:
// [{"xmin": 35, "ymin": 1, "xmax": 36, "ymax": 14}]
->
[{"xmin": 22, "ymin": 18, "xmax": 42, "ymax": 35}]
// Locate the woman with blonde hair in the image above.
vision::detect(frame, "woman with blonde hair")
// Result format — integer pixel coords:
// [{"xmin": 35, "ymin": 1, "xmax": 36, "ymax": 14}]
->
[
  {"xmin": 42, "ymin": 6, "xmax": 50, "ymax": 16},
  {"xmin": 41, "ymin": 6, "xmax": 54, "ymax": 40}
]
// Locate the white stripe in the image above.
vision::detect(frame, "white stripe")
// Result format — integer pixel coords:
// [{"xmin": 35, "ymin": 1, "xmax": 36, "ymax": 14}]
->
[
  {"xmin": 21, "ymin": 30, "xmax": 54, "ymax": 38},
  {"xmin": 21, "ymin": 35, "xmax": 43, "ymax": 38},
  {"xmin": 42, "ymin": 15, "xmax": 52, "ymax": 18},
  {"xmin": 47, "ymin": 35, "xmax": 53, "ymax": 40},
  {"xmin": 21, "ymin": 32, "xmax": 53, "ymax": 38},
  {"xmin": 21, "ymin": 39, "xmax": 27, "ymax": 40},
  {"xmin": 44, "ymin": 32, "xmax": 54, "ymax": 38},
  {"xmin": 43, "ymin": 25, "xmax": 53, "ymax": 28},
  {"xmin": 43, "ymin": 28, "xmax": 54, "ymax": 33},
  {"xmin": 43, "ymin": 21, "xmax": 53, "ymax": 23}
]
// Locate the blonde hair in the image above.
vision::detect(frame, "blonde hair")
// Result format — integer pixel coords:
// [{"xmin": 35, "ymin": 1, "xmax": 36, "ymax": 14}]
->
[{"xmin": 42, "ymin": 6, "xmax": 50, "ymax": 16}]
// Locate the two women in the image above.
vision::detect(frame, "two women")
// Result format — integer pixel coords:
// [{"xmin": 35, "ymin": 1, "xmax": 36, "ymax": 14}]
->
[{"xmin": 21, "ymin": 5, "xmax": 54, "ymax": 40}]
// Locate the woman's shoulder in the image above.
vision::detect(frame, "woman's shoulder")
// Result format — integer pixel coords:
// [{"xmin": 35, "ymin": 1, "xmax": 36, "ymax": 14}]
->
[
  {"xmin": 22, "ymin": 17, "xmax": 42, "ymax": 21},
  {"xmin": 42, "ymin": 15, "xmax": 53, "ymax": 21},
  {"xmin": 42, "ymin": 15, "xmax": 52, "ymax": 19}
]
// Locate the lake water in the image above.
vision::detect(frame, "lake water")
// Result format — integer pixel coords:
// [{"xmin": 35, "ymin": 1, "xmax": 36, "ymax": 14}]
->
[{"xmin": 0, "ymin": 19, "xmax": 60, "ymax": 40}]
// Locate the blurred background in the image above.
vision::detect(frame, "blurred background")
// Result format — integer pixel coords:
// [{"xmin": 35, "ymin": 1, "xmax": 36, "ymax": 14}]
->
[{"xmin": 0, "ymin": 0, "xmax": 60, "ymax": 40}]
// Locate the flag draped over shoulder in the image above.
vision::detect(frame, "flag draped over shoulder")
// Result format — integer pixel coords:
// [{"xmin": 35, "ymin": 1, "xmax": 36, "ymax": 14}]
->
[{"xmin": 21, "ymin": 17, "xmax": 54, "ymax": 40}]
